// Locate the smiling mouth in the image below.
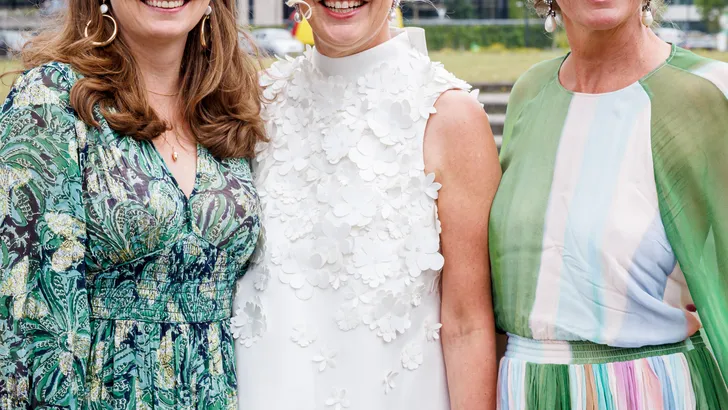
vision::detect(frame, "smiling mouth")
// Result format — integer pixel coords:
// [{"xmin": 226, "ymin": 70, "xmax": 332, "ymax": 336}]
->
[
  {"xmin": 319, "ymin": 0, "xmax": 366, "ymax": 14},
  {"xmin": 144, "ymin": 0, "xmax": 186, "ymax": 9}
]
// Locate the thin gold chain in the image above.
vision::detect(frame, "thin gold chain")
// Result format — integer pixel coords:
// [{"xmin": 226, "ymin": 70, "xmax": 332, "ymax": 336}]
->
[
  {"xmin": 171, "ymin": 127, "xmax": 195, "ymax": 155},
  {"xmin": 147, "ymin": 89, "xmax": 179, "ymax": 97}
]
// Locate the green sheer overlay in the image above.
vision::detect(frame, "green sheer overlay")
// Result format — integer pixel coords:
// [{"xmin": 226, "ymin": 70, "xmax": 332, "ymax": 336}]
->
[{"xmin": 642, "ymin": 50, "xmax": 728, "ymax": 380}]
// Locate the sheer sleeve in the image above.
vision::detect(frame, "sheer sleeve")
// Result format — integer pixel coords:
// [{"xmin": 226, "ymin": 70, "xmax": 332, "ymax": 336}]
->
[
  {"xmin": 0, "ymin": 65, "xmax": 90, "ymax": 408},
  {"xmin": 647, "ymin": 65, "xmax": 728, "ymax": 379}
]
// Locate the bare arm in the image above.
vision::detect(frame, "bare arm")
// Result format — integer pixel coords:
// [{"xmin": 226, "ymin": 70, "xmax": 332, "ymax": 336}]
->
[{"xmin": 424, "ymin": 90, "xmax": 501, "ymax": 410}]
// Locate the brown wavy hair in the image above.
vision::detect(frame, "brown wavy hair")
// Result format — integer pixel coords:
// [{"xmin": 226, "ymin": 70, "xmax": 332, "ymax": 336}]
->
[{"xmin": 18, "ymin": 0, "xmax": 265, "ymax": 159}]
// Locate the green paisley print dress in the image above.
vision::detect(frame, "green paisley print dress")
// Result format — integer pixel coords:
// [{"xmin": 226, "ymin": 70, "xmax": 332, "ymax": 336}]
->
[{"xmin": 0, "ymin": 63, "xmax": 261, "ymax": 409}]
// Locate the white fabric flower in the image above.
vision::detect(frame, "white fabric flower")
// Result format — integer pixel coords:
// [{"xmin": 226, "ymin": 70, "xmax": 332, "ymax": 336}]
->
[
  {"xmin": 231, "ymin": 297, "xmax": 267, "ymax": 347},
  {"xmin": 401, "ymin": 343, "xmax": 424, "ymax": 370},
  {"xmin": 332, "ymin": 184, "xmax": 377, "ymax": 227},
  {"xmin": 322, "ymin": 123, "xmax": 361, "ymax": 164},
  {"xmin": 410, "ymin": 173, "xmax": 442, "ymax": 205},
  {"xmin": 273, "ymin": 135, "xmax": 311, "ymax": 176},
  {"xmin": 366, "ymin": 99, "xmax": 416, "ymax": 143},
  {"xmin": 268, "ymin": 171, "xmax": 309, "ymax": 205},
  {"xmin": 335, "ymin": 305, "xmax": 361, "ymax": 332},
  {"xmin": 425, "ymin": 319, "xmax": 443, "ymax": 342},
  {"xmin": 279, "ymin": 243, "xmax": 327, "ymax": 300},
  {"xmin": 313, "ymin": 347, "xmax": 338, "ymax": 372},
  {"xmin": 349, "ymin": 134, "xmax": 400, "ymax": 182},
  {"xmin": 351, "ymin": 238, "xmax": 394, "ymax": 288},
  {"xmin": 362, "ymin": 290, "xmax": 412, "ymax": 342},
  {"xmin": 306, "ymin": 152, "xmax": 338, "ymax": 183},
  {"xmin": 383, "ymin": 371, "xmax": 399, "ymax": 394},
  {"xmin": 405, "ymin": 283, "xmax": 426, "ymax": 307},
  {"xmin": 252, "ymin": 265, "xmax": 270, "ymax": 291},
  {"xmin": 325, "ymin": 388, "xmax": 351, "ymax": 410},
  {"xmin": 342, "ymin": 280, "xmax": 374, "ymax": 307},
  {"xmin": 401, "ymin": 229, "xmax": 445, "ymax": 281},
  {"xmin": 291, "ymin": 324, "xmax": 317, "ymax": 347},
  {"xmin": 310, "ymin": 219, "xmax": 353, "ymax": 288}
]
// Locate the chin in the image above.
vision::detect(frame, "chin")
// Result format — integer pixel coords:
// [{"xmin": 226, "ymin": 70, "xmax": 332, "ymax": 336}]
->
[
  {"xmin": 580, "ymin": 9, "xmax": 632, "ymax": 30},
  {"xmin": 143, "ymin": 22, "xmax": 192, "ymax": 40},
  {"xmin": 318, "ymin": 28, "xmax": 368, "ymax": 49}
]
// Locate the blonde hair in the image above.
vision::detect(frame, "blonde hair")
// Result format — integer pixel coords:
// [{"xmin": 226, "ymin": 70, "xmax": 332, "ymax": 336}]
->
[{"xmin": 531, "ymin": 0, "xmax": 664, "ymax": 23}]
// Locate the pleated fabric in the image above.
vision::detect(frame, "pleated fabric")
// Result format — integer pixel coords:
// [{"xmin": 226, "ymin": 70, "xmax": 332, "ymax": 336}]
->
[
  {"xmin": 498, "ymin": 334, "xmax": 728, "ymax": 410},
  {"xmin": 86, "ymin": 319, "xmax": 238, "ymax": 410}
]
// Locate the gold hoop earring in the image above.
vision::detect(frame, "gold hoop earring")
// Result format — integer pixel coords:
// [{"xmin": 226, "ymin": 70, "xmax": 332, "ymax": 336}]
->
[
  {"xmin": 85, "ymin": 1, "xmax": 117, "ymax": 47},
  {"xmin": 200, "ymin": 5, "xmax": 212, "ymax": 49}
]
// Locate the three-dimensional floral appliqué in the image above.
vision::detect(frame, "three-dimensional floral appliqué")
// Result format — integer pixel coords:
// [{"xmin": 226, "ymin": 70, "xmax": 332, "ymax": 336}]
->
[
  {"xmin": 231, "ymin": 297, "xmax": 267, "ymax": 347},
  {"xmin": 325, "ymin": 388, "xmax": 351, "ymax": 410},
  {"xmin": 238, "ymin": 34, "xmax": 473, "ymax": 404},
  {"xmin": 401, "ymin": 343, "xmax": 424, "ymax": 370}
]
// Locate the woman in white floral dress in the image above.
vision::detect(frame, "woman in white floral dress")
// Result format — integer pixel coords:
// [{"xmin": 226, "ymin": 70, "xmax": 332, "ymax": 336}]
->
[{"xmin": 232, "ymin": 1, "xmax": 502, "ymax": 408}]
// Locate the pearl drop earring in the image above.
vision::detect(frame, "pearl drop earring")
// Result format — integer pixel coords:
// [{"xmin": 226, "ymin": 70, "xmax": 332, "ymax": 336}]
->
[
  {"xmin": 641, "ymin": 0, "xmax": 654, "ymax": 27},
  {"xmin": 544, "ymin": 0, "xmax": 557, "ymax": 33}
]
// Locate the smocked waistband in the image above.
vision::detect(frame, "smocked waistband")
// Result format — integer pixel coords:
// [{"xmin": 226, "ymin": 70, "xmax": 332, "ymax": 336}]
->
[{"xmin": 505, "ymin": 333, "xmax": 705, "ymax": 365}]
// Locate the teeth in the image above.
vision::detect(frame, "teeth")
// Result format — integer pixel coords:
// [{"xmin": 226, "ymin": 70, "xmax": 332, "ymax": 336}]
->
[
  {"xmin": 145, "ymin": 0, "xmax": 184, "ymax": 8},
  {"xmin": 323, "ymin": 0, "xmax": 362, "ymax": 10}
]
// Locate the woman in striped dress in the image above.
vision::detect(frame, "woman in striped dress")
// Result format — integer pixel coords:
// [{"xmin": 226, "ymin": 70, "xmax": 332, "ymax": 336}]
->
[{"xmin": 490, "ymin": 0, "xmax": 728, "ymax": 408}]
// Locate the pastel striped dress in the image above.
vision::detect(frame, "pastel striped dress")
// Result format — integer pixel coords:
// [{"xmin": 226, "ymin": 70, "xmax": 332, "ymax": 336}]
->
[{"xmin": 490, "ymin": 45, "xmax": 728, "ymax": 409}]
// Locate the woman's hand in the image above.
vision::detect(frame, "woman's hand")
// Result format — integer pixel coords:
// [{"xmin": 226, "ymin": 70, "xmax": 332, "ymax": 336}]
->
[{"xmin": 424, "ymin": 90, "xmax": 502, "ymax": 410}]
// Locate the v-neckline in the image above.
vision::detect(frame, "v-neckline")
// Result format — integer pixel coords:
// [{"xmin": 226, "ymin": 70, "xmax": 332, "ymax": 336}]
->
[{"xmin": 148, "ymin": 140, "xmax": 201, "ymax": 201}]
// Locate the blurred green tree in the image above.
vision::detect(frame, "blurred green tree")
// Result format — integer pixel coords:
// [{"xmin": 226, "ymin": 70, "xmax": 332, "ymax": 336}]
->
[
  {"xmin": 445, "ymin": 0, "xmax": 475, "ymax": 19},
  {"xmin": 695, "ymin": 0, "xmax": 728, "ymax": 32}
]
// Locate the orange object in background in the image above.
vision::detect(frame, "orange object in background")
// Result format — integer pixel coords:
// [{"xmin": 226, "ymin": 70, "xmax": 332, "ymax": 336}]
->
[{"xmin": 292, "ymin": 7, "xmax": 403, "ymax": 46}]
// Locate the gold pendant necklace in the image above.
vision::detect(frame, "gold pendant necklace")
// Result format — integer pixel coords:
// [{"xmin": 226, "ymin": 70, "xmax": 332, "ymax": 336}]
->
[
  {"xmin": 161, "ymin": 132, "xmax": 180, "ymax": 162},
  {"xmin": 162, "ymin": 127, "xmax": 193, "ymax": 162}
]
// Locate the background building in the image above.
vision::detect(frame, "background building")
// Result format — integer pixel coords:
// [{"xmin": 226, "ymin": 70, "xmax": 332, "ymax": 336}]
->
[{"xmin": 0, "ymin": 0, "xmax": 712, "ymax": 33}]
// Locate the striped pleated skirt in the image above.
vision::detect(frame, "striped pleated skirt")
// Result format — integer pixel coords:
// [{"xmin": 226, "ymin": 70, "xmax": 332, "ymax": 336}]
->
[{"xmin": 497, "ymin": 333, "xmax": 728, "ymax": 409}]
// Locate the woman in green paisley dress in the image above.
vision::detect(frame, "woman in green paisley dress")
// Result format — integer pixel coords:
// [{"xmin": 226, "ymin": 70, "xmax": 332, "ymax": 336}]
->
[{"xmin": 0, "ymin": 0, "xmax": 264, "ymax": 408}]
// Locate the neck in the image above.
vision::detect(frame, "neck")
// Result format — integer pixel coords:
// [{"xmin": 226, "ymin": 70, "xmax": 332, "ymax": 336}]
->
[
  {"xmin": 123, "ymin": 33, "xmax": 187, "ymax": 96},
  {"xmin": 315, "ymin": 24, "xmax": 391, "ymax": 58},
  {"xmin": 560, "ymin": 16, "xmax": 670, "ymax": 93}
]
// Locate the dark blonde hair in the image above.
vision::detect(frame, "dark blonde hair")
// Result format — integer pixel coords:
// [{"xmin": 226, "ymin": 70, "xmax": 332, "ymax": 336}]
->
[{"xmin": 19, "ymin": 0, "xmax": 265, "ymax": 159}]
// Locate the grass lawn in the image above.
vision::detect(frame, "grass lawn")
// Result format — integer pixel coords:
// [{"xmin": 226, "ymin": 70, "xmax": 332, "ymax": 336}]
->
[
  {"xmin": 1, "ymin": 59, "xmax": 22, "ymax": 102},
  {"xmin": 2, "ymin": 48, "xmax": 728, "ymax": 100}
]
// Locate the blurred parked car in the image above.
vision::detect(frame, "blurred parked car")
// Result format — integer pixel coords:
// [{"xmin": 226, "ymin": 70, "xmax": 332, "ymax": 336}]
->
[
  {"xmin": 683, "ymin": 31, "xmax": 718, "ymax": 50},
  {"xmin": 252, "ymin": 29, "xmax": 304, "ymax": 57}
]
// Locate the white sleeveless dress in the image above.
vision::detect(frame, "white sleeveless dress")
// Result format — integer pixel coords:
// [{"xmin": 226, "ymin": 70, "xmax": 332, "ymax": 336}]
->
[{"xmin": 232, "ymin": 28, "xmax": 473, "ymax": 410}]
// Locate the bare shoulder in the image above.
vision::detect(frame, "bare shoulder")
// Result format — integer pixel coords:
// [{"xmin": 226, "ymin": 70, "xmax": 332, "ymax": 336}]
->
[{"xmin": 424, "ymin": 89, "xmax": 497, "ymax": 176}]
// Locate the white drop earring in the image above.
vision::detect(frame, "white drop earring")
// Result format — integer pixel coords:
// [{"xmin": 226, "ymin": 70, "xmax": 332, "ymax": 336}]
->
[
  {"xmin": 641, "ymin": 0, "xmax": 654, "ymax": 27},
  {"xmin": 294, "ymin": 5, "xmax": 303, "ymax": 23},
  {"xmin": 286, "ymin": 0, "xmax": 312, "ymax": 22},
  {"xmin": 390, "ymin": 0, "xmax": 400, "ymax": 21},
  {"xmin": 544, "ymin": 0, "xmax": 557, "ymax": 33}
]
